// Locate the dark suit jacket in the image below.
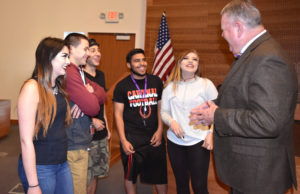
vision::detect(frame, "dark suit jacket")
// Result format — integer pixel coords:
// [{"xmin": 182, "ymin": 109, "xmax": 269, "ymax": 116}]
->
[{"xmin": 214, "ymin": 32, "xmax": 298, "ymax": 194}]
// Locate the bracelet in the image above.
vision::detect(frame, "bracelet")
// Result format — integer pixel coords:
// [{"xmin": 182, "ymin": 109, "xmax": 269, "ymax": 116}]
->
[{"xmin": 28, "ymin": 184, "xmax": 39, "ymax": 188}]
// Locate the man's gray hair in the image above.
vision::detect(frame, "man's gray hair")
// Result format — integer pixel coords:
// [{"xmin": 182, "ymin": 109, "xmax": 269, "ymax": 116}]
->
[{"xmin": 221, "ymin": 0, "xmax": 262, "ymax": 28}]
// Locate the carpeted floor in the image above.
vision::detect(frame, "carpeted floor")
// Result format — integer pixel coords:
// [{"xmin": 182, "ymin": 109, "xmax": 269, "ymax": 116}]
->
[
  {"xmin": 96, "ymin": 160, "xmax": 153, "ymax": 194},
  {"xmin": 1, "ymin": 123, "xmax": 300, "ymax": 194},
  {"xmin": 0, "ymin": 124, "xmax": 21, "ymax": 194}
]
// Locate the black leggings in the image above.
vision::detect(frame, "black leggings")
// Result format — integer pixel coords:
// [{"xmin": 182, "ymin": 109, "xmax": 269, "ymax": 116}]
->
[{"xmin": 167, "ymin": 139, "xmax": 210, "ymax": 194}]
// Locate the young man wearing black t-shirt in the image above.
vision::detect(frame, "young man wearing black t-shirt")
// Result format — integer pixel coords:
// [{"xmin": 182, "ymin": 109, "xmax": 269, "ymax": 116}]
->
[
  {"xmin": 84, "ymin": 39, "xmax": 110, "ymax": 194},
  {"xmin": 113, "ymin": 49, "xmax": 167, "ymax": 194}
]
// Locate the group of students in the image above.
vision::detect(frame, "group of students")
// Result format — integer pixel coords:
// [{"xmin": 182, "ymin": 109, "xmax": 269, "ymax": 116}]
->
[
  {"xmin": 17, "ymin": 0, "xmax": 298, "ymax": 194},
  {"xmin": 18, "ymin": 34, "xmax": 109, "ymax": 194},
  {"xmin": 18, "ymin": 33, "xmax": 217, "ymax": 193},
  {"xmin": 17, "ymin": 36, "xmax": 215, "ymax": 194}
]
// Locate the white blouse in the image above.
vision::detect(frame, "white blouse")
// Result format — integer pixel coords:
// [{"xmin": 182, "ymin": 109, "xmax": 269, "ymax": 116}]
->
[{"xmin": 161, "ymin": 76, "xmax": 218, "ymax": 146}]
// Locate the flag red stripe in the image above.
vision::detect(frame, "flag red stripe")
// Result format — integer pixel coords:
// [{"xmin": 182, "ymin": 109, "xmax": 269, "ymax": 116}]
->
[
  {"xmin": 153, "ymin": 41, "xmax": 171, "ymax": 73},
  {"xmin": 155, "ymin": 52, "xmax": 174, "ymax": 78},
  {"xmin": 153, "ymin": 40, "xmax": 171, "ymax": 66},
  {"xmin": 158, "ymin": 59, "xmax": 175, "ymax": 81},
  {"xmin": 155, "ymin": 51, "xmax": 174, "ymax": 76},
  {"xmin": 153, "ymin": 43, "xmax": 173, "ymax": 74},
  {"xmin": 161, "ymin": 60, "xmax": 175, "ymax": 81},
  {"xmin": 152, "ymin": 49, "xmax": 161, "ymax": 72}
]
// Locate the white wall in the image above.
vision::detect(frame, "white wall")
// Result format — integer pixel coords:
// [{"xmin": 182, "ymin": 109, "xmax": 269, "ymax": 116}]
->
[{"xmin": 0, "ymin": 0, "xmax": 146, "ymax": 119}]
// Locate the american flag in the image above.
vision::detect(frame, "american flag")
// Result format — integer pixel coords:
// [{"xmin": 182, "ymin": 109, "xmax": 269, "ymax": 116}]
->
[{"xmin": 152, "ymin": 12, "xmax": 175, "ymax": 82}]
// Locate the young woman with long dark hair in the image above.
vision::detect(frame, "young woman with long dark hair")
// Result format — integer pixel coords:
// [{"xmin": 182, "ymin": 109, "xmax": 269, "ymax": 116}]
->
[{"xmin": 18, "ymin": 37, "xmax": 73, "ymax": 194}]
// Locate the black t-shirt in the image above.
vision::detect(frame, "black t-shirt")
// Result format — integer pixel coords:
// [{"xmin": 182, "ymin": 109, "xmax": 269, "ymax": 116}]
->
[
  {"xmin": 84, "ymin": 69, "xmax": 108, "ymax": 140},
  {"xmin": 113, "ymin": 74, "xmax": 163, "ymax": 138}
]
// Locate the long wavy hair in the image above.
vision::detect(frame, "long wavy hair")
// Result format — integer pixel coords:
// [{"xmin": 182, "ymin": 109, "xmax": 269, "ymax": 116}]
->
[
  {"xmin": 164, "ymin": 49, "xmax": 201, "ymax": 93},
  {"xmin": 31, "ymin": 37, "xmax": 72, "ymax": 138}
]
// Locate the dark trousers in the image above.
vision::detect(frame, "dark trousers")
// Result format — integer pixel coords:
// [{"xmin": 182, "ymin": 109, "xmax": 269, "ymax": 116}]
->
[{"xmin": 167, "ymin": 139, "xmax": 210, "ymax": 194}]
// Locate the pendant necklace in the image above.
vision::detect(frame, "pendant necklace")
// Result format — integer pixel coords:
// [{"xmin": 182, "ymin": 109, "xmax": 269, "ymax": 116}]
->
[
  {"xmin": 52, "ymin": 85, "xmax": 58, "ymax": 95},
  {"xmin": 130, "ymin": 74, "xmax": 147, "ymax": 126}
]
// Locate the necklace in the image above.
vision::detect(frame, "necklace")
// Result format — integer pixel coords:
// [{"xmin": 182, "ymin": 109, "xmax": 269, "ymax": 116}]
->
[
  {"xmin": 130, "ymin": 74, "xmax": 148, "ymax": 126},
  {"xmin": 52, "ymin": 85, "xmax": 58, "ymax": 95},
  {"xmin": 183, "ymin": 76, "xmax": 195, "ymax": 82}
]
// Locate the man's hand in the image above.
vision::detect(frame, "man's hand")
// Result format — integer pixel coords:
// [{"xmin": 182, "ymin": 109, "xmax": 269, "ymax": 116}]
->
[
  {"xmin": 190, "ymin": 101, "xmax": 218, "ymax": 126},
  {"xmin": 150, "ymin": 130, "xmax": 162, "ymax": 147},
  {"xmin": 85, "ymin": 83, "xmax": 94, "ymax": 93},
  {"xmin": 71, "ymin": 104, "xmax": 84, "ymax": 119},
  {"xmin": 92, "ymin": 118, "xmax": 105, "ymax": 131},
  {"xmin": 202, "ymin": 131, "xmax": 213, "ymax": 150},
  {"xmin": 121, "ymin": 140, "xmax": 135, "ymax": 155}
]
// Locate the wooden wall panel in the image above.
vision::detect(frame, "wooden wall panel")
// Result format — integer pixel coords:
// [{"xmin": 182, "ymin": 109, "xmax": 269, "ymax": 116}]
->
[
  {"xmin": 145, "ymin": 0, "xmax": 300, "ymax": 90},
  {"xmin": 255, "ymin": 0, "xmax": 300, "ymax": 101}
]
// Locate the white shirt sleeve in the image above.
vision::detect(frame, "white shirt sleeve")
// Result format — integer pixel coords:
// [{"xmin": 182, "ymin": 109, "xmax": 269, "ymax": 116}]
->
[
  {"xmin": 205, "ymin": 78, "xmax": 218, "ymax": 101},
  {"xmin": 204, "ymin": 78, "xmax": 218, "ymax": 132},
  {"xmin": 161, "ymin": 84, "xmax": 174, "ymax": 126}
]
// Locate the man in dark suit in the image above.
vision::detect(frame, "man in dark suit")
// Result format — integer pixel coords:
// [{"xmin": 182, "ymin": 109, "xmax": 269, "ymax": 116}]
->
[{"xmin": 190, "ymin": 0, "xmax": 298, "ymax": 193}]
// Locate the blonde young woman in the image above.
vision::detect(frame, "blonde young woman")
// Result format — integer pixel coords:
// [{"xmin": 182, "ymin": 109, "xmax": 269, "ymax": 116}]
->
[
  {"xmin": 161, "ymin": 50, "xmax": 218, "ymax": 194},
  {"xmin": 18, "ymin": 37, "xmax": 73, "ymax": 194}
]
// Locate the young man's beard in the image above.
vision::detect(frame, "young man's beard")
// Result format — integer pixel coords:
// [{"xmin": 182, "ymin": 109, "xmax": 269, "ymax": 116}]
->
[{"xmin": 130, "ymin": 68, "xmax": 146, "ymax": 77}]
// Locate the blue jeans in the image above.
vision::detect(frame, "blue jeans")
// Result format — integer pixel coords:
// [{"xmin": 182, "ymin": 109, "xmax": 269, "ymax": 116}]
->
[{"xmin": 18, "ymin": 157, "xmax": 74, "ymax": 194}]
